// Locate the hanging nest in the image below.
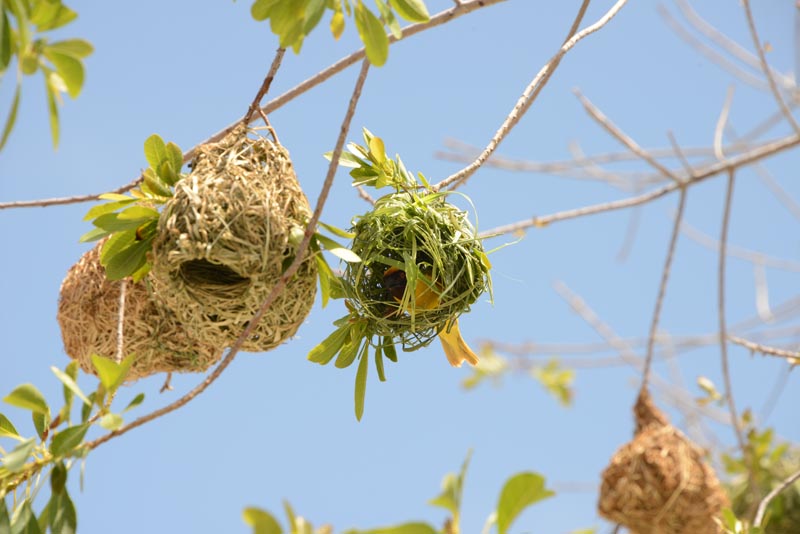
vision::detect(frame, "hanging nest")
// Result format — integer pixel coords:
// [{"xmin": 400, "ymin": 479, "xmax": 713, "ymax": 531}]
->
[
  {"xmin": 342, "ymin": 190, "xmax": 490, "ymax": 352},
  {"xmin": 598, "ymin": 389, "xmax": 729, "ymax": 534},
  {"xmin": 150, "ymin": 125, "xmax": 317, "ymax": 352},
  {"xmin": 57, "ymin": 242, "xmax": 223, "ymax": 380}
]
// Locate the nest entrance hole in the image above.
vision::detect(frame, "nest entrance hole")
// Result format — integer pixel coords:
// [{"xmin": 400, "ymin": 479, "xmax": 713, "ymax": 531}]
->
[{"xmin": 179, "ymin": 259, "xmax": 250, "ymax": 298}]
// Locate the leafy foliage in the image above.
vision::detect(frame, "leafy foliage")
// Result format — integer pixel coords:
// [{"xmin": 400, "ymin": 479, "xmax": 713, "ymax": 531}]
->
[
  {"xmin": 244, "ymin": 453, "xmax": 554, "ymax": 534},
  {"xmin": 0, "ymin": 0, "xmax": 92, "ymax": 150},
  {"xmin": 249, "ymin": 0, "xmax": 430, "ymax": 66},
  {"xmin": 80, "ymin": 134, "xmax": 184, "ymax": 281}
]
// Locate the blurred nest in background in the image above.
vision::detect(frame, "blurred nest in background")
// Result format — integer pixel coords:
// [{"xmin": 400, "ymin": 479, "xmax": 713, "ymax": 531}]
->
[
  {"xmin": 342, "ymin": 190, "xmax": 490, "ymax": 351},
  {"xmin": 151, "ymin": 125, "xmax": 317, "ymax": 352},
  {"xmin": 57, "ymin": 242, "xmax": 222, "ymax": 380},
  {"xmin": 598, "ymin": 389, "xmax": 729, "ymax": 534}
]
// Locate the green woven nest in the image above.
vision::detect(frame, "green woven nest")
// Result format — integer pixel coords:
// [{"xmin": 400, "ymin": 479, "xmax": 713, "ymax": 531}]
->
[
  {"xmin": 342, "ymin": 190, "xmax": 490, "ymax": 351},
  {"xmin": 57, "ymin": 242, "xmax": 223, "ymax": 380},
  {"xmin": 151, "ymin": 125, "xmax": 317, "ymax": 352}
]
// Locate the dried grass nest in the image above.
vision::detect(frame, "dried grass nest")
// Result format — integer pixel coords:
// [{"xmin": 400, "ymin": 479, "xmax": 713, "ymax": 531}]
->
[
  {"xmin": 57, "ymin": 242, "xmax": 223, "ymax": 380},
  {"xmin": 150, "ymin": 125, "xmax": 317, "ymax": 352},
  {"xmin": 342, "ymin": 190, "xmax": 490, "ymax": 352},
  {"xmin": 598, "ymin": 389, "xmax": 729, "ymax": 534}
]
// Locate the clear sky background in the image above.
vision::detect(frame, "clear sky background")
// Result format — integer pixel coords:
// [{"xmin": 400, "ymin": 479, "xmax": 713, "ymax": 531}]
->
[{"xmin": 1, "ymin": 1, "xmax": 799, "ymax": 533}]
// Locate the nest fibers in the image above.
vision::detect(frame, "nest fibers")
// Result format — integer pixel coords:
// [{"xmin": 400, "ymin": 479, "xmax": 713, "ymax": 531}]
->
[
  {"xmin": 57, "ymin": 242, "xmax": 222, "ymax": 380},
  {"xmin": 598, "ymin": 389, "xmax": 729, "ymax": 534},
  {"xmin": 342, "ymin": 190, "xmax": 490, "ymax": 351},
  {"xmin": 151, "ymin": 125, "xmax": 317, "ymax": 352}
]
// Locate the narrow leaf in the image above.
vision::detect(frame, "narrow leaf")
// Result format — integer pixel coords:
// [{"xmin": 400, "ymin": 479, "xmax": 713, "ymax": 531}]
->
[
  {"xmin": 124, "ymin": 393, "xmax": 145, "ymax": 412},
  {"xmin": 316, "ymin": 233, "xmax": 361, "ymax": 263},
  {"xmin": 496, "ymin": 472, "xmax": 555, "ymax": 534},
  {"xmin": 50, "ymin": 423, "xmax": 90, "ymax": 457},
  {"xmin": 389, "ymin": 0, "xmax": 430, "ymax": 23},
  {"xmin": 354, "ymin": 343, "xmax": 369, "ymax": 420},
  {"xmin": 0, "ymin": 82, "xmax": 21, "ymax": 151},
  {"xmin": 46, "ymin": 39, "xmax": 94, "ymax": 59},
  {"xmin": 0, "ymin": 9, "xmax": 11, "ymax": 70},
  {"xmin": 308, "ymin": 325, "xmax": 351, "ymax": 364},
  {"xmin": 82, "ymin": 198, "xmax": 137, "ymax": 221},
  {"xmin": 335, "ymin": 339, "xmax": 361, "ymax": 369},
  {"xmin": 2, "ymin": 438, "xmax": 35, "ymax": 472},
  {"xmin": 78, "ymin": 227, "xmax": 110, "ymax": 243},
  {"xmin": 3, "ymin": 384, "xmax": 49, "ymax": 415},
  {"xmin": 51, "ymin": 366, "xmax": 91, "ymax": 406},
  {"xmin": 343, "ymin": 523, "xmax": 437, "ymax": 534},
  {"xmin": 355, "ymin": 2, "xmax": 389, "ymax": 66},
  {"xmin": 45, "ymin": 76, "xmax": 60, "ymax": 148}
]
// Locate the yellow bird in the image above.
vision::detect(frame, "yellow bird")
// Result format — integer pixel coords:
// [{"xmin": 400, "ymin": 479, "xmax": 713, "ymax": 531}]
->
[{"xmin": 383, "ymin": 266, "xmax": 479, "ymax": 368}]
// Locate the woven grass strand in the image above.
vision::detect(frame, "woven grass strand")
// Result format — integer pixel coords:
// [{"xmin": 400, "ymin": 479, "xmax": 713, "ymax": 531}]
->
[
  {"xmin": 58, "ymin": 242, "xmax": 223, "ymax": 379},
  {"xmin": 151, "ymin": 125, "xmax": 317, "ymax": 352}
]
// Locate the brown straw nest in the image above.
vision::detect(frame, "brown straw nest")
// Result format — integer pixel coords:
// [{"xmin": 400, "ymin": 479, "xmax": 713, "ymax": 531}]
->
[
  {"xmin": 598, "ymin": 389, "xmax": 729, "ymax": 534},
  {"xmin": 150, "ymin": 125, "xmax": 317, "ymax": 352},
  {"xmin": 57, "ymin": 242, "xmax": 223, "ymax": 380}
]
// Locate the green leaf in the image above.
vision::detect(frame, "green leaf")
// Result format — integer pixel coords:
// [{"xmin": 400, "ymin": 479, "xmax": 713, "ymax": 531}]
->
[
  {"xmin": 10, "ymin": 499, "xmax": 41, "ymax": 534},
  {"xmin": 389, "ymin": 0, "xmax": 429, "ymax": 23},
  {"xmin": 0, "ymin": 499, "xmax": 9, "ymax": 532},
  {"xmin": 32, "ymin": 411, "xmax": 49, "ymax": 440},
  {"xmin": 4, "ymin": 384, "xmax": 49, "ymax": 415},
  {"xmin": 304, "ymin": 0, "xmax": 326, "ymax": 34},
  {"xmin": 164, "ymin": 142, "xmax": 184, "ymax": 184},
  {"xmin": 282, "ymin": 501, "xmax": 297, "ymax": 534},
  {"xmin": 81, "ymin": 392, "xmax": 95, "ymax": 423},
  {"xmin": 51, "ymin": 461, "xmax": 68, "ymax": 493},
  {"xmin": 46, "ymin": 39, "xmax": 94, "ymax": 58},
  {"xmin": 82, "ymin": 198, "xmax": 137, "ymax": 221},
  {"xmin": 330, "ymin": 10, "xmax": 345, "ymax": 39},
  {"xmin": 124, "ymin": 392, "xmax": 145, "ymax": 412},
  {"xmin": 429, "ymin": 451, "xmax": 472, "ymax": 518},
  {"xmin": 2, "ymin": 438, "xmax": 35, "ymax": 472},
  {"xmin": 92, "ymin": 213, "xmax": 147, "ymax": 233},
  {"xmin": 91, "ymin": 353, "xmax": 136, "ymax": 393},
  {"xmin": 30, "ymin": 0, "xmax": 77, "ymax": 31},
  {"xmin": 323, "ymin": 149, "xmax": 363, "ymax": 168},
  {"xmin": 315, "ymin": 233, "xmax": 361, "ymax": 263},
  {"xmin": 45, "ymin": 74, "xmax": 60, "ymax": 148},
  {"xmin": 383, "ymin": 338, "xmax": 397, "ymax": 362},
  {"xmin": 78, "ymin": 227, "xmax": 110, "ymax": 243},
  {"xmin": 103, "ymin": 239, "xmax": 151, "ymax": 280},
  {"xmin": 0, "ymin": 413, "xmax": 20, "ymax": 439},
  {"xmin": 51, "ymin": 366, "xmax": 91, "ymax": 407},
  {"xmin": 0, "ymin": 82, "xmax": 21, "ymax": 151},
  {"xmin": 314, "ymin": 254, "xmax": 333, "ymax": 308},
  {"xmin": 49, "ymin": 489, "xmax": 77, "ymax": 534},
  {"xmin": 354, "ymin": 343, "xmax": 369, "ymax": 420},
  {"xmin": 335, "ymin": 338, "xmax": 361, "ymax": 369},
  {"xmin": 143, "ymin": 134, "xmax": 168, "ymax": 171},
  {"xmin": 354, "ymin": 2, "xmax": 389, "ymax": 66},
  {"xmin": 318, "ymin": 221, "xmax": 356, "ymax": 239},
  {"xmin": 50, "ymin": 423, "xmax": 89, "ymax": 456},
  {"xmin": 308, "ymin": 324, "xmax": 351, "ymax": 365},
  {"xmin": 0, "ymin": 9, "xmax": 11, "ymax": 71},
  {"xmin": 242, "ymin": 506, "xmax": 283, "ymax": 534},
  {"xmin": 369, "ymin": 136, "xmax": 386, "ymax": 164},
  {"xmin": 98, "ymin": 413, "xmax": 123, "ymax": 430},
  {"xmin": 44, "ymin": 49, "xmax": 84, "ymax": 98},
  {"xmin": 343, "ymin": 523, "xmax": 438, "ymax": 534},
  {"xmin": 496, "ymin": 472, "xmax": 555, "ymax": 534},
  {"xmin": 251, "ymin": 0, "xmax": 280, "ymax": 21},
  {"xmin": 117, "ymin": 205, "xmax": 160, "ymax": 221},
  {"xmin": 375, "ymin": 345, "xmax": 386, "ymax": 382}
]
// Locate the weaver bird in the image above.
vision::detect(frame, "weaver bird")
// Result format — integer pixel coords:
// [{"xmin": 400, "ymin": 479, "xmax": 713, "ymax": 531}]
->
[{"xmin": 383, "ymin": 266, "xmax": 479, "ymax": 367}]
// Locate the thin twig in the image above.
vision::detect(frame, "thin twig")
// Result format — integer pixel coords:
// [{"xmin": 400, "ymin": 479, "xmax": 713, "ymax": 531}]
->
[
  {"xmin": 754, "ymin": 468, "xmax": 800, "ymax": 527},
  {"xmin": 355, "ymin": 184, "xmax": 375, "ymax": 205},
  {"xmin": 666, "ymin": 131, "xmax": 697, "ymax": 177},
  {"xmin": 714, "ymin": 86, "xmax": 735, "ymax": 160},
  {"xmin": 717, "ymin": 169, "xmax": 749, "ymax": 466},
  {"xmin": 742, "ymin": 0, "xmax": 800, "ymax": 135},
  {"xmin": 82, "ymin": 60, "xmax": 372, "ymax": 453},
  {"xmin": 478, "ymin": 132, "xmax": 800, "ymax": 238},
  {"xmin": 243, "ymin": 48, "xmax": 286, "ymax": 126},
  {"xmin": 575, "ymin": 90, "xmax": 682, "ymax": 183},
  {"xmin": 114, "ymin": 280, "xmax": 127, "ymax": 363},
  {"xmin": 729, "ymin": 335, "xmax": 800, "ymax": 361},
  {"xmin": 0, "ymin": 0, "xmax": 503, "ymax": 212},
  {"xmin": 641, "ymin": 187, "xmax": 687, "ymax": 393},
  {"xmin": 434, "ymin": 0, "xmax": 629, "ymax": 191}
]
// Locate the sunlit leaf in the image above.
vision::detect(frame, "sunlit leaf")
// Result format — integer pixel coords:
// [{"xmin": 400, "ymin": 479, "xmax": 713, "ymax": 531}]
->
[
  {"xmin": 47, "ymin": 39, "xmax": 94, "ymax": 58},
  {"xmin": 0, "ymin": 82, "xmax": 21, "ymax": 151},
  {"xmin": 82, "ymin": 198, "xmax": 137, "ymax": 221},
  {"xmin": 44, "ymin": 49, "xmax": 84, "ymax": 98},
  {"xmin": 50, "ymin": 423, "xmax": 90, "ymax": 456},
  {"xmin": 354, "ymin": 2, "xmax": 389, "ymax": 66},
  {"xmin": 98, "ymin": 413, "xmax": 123, "ymax": 430},
  {"xmin": 315, "ymin": 233, "xmax": 361, "ymax": 263},
  {"xmin": 30, "ymin": 0, "xmax": 77, "ymax": 31},
  {"xmin": 90, "ymin": 353, "xmax": 136, "ymax": 393},
  {"xmin": 343, "ymin": 523, "xmax": 437, "ymax": 534},
  {"xmin": 389, "ymin": 0, "xmax": 429, "ymax": 23},
  {"xmin": 496, "ymin": 472, "xmax": 554, "ymax": 534},
  {"xmin": 144, "ymin": 134, "xmax": 168, "ymax": 171},
  {"xmin": 3, "ymin": 384, "xmax": 49, "ymax": 415},
  {"xmin": 330, "ymin": 10, "xmax": 345, "ymax": 39},
  {"xmin": 45, "ymin": 75, "xmax": 60, "ymax": 148},
  {"xmin": 2, "ymin": 438, "xmax": 35, "ymax": 472},
  {"xmin": 308, "ymin": 324, "xmax": 351, "ymax": 365},
  {"xmin": 0, "ymin": 413, "xmax": 20, "ymax": 439},
  {"xmin": 354, "ymin": 343, "xmax": 369, "ymax": 420},
  {"xmin": 51, "ymin": 366, "xmax": 91, "ymax": 407},
  {"xmin": 251, "ymin": 0, "xmax": 280, "ymax": 21},
  {"xmin": 242, "ymin": 506, "xmax": 283, "ymax": 534}
]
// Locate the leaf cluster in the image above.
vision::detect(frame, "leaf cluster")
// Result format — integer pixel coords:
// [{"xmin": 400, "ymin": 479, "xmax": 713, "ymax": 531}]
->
[
  {"xmin": 249, "ymin": 0, "xmax": 430, "ymax": 66},
  {"xmin": 79, "ymin": 134, "xmax": 185, "ymax": 281},
  {"xmin": 243, "ymin": 452, "xmax": 556, "ymax": 534},
  {"xmin": 1, "ymin": 355, "xmax": 146, "ymax": 531},
  {"xmin": 0, "ymin": 0, "xmax": 92, "ymax": 150}
]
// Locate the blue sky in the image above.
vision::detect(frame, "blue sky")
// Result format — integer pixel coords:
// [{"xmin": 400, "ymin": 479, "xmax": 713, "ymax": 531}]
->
[{"xmin": 1, "ymin": 1, "xmax": 799, "ymax": 533}]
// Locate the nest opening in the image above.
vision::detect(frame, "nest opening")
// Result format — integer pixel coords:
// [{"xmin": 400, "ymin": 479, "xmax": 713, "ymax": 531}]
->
[
  {"xmin": 178, "ymin": 259, "xmax": 251, "ymax": 298},
  {"xmin": 151, "ymin": 125, "xmax": 317, "ymax": 352}
]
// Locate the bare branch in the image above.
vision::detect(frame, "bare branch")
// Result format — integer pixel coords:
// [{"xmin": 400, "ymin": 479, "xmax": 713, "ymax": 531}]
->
[
  {"xmin": 434, "ymin": 0, "xmax": 629, "ymax": 191},
  {"xmin": 242, "ymin": 48, "xmax": 286, "ymax": 126},
  {"xmin": 714, "ymin": 86, "xmax": 735, "ymax": 160},
  {"xmin": 729, "ymin": 335, "xmax": 800, "ymax": 362},
  {"xmin": 742, "ymin": 0, "xmax": 800, "ymax": 135},
  {"xmin": 754, "ymin": 468, "xmax": 800, "ymax": 527}
]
